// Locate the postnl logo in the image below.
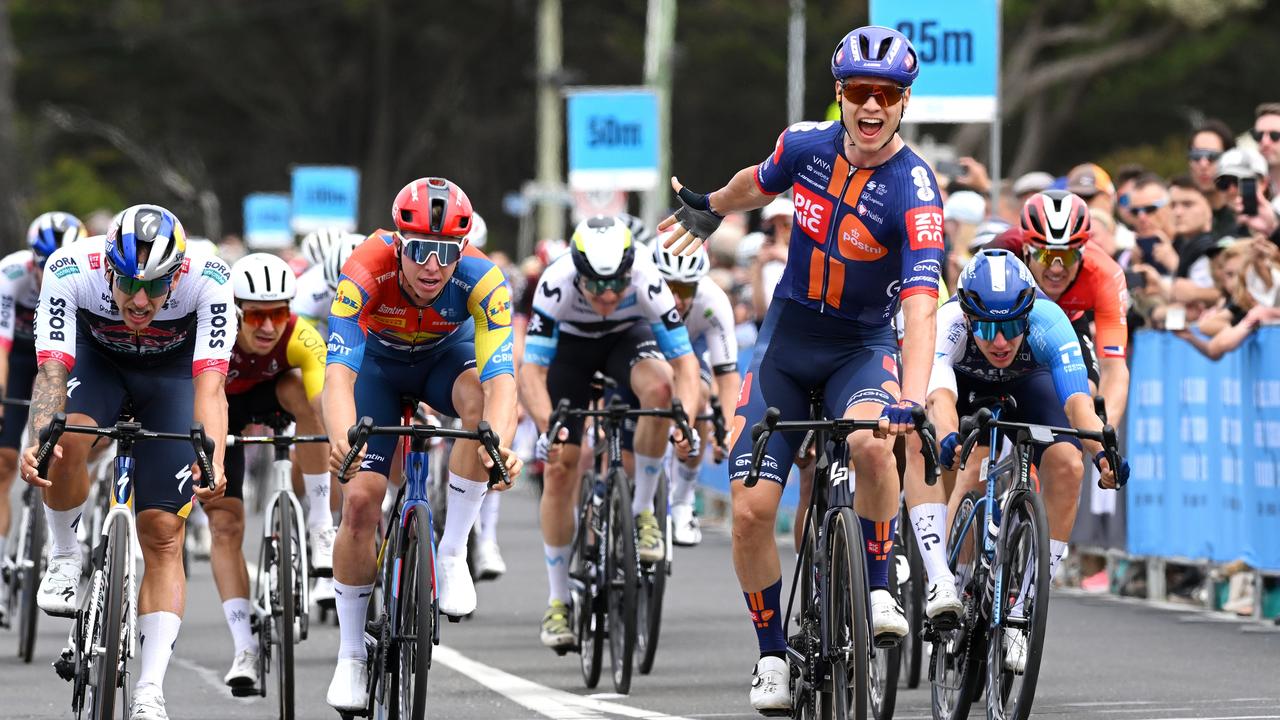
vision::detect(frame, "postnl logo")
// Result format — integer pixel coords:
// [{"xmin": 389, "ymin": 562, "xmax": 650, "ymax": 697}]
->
[
  {"xmin": 330, "ymin": 279, "xmax": 363, "ymax": 319},
  {"xmin": 836, "ymin": 214, "xmax": 887, "ymax": 261},
  {"xmin": 793, "ymin": 185, "xmax": 832, "ymax": 243}
]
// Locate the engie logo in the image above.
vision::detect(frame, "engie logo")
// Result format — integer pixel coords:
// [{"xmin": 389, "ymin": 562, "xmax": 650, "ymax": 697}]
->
[
  {"xmin": 907, "ymin": 208, "xmax": 944, "ymax": 252},
  {"xmin": 330, "ymin": 279, "xmax": 363, "ymax": 319},
  {"xmin": 793, "ymin": 185, "xmax": 832, "ymax": 243}
]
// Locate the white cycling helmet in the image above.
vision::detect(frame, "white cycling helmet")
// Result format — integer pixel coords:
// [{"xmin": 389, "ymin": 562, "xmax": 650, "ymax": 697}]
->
[
  {"xmin": 324, "ymin": 233, "xmax": 364, "ymax": 291},
  {"xmin": 232, "ymin": 252, "xmax": 297, "ymax": 302},
  {"xmin": 570, "ymin": 215, "xmax": 634, "ymax": 281},
  {"xmin": 300, "ymin": 227, "xmax": 347, "ymax": 266},
  {"xmin": 466, "ymin": 211, "xmax": 488, "ymax": 249},
  {"xmin": 653, "ymin": 230, "xmax": 709, "ymax": 284},
  {"xmin": 105, "ymin": 204, "xmax": 187, "ymax": 281}
]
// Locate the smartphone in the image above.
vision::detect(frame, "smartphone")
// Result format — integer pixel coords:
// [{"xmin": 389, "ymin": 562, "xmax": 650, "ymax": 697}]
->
[
  {"xmin": 937, "ymin": 160, "xmax": 963, "ymax": 178},
  {"xmin": 1136, "ymin": 235, "xmax": 1159, "ymax": 261},
  {"xmin": 1124, "ymin": 270, "xmax": 1148, "ymax": 291},
  {"xmin": 1241, "ymin": 177, "xmax": 1259, "ymax": 216},
  {"xmin": 1165, "ymin": 304, "xmax": 1186, "ymax": 331}
]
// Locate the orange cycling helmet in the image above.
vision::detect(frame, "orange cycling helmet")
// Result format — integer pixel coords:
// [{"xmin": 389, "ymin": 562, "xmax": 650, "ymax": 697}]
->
[{"xmin": 1020, "ymin": 189, "xmax": 1091, "ymax": 247}]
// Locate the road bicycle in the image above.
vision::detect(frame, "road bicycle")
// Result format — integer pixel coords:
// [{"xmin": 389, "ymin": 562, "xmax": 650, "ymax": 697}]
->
[
  {"xmin": 226, "ymin": 412, "xmax": 327, "ymax": 719},
  {"xmin": 745, "ymin": 397, "xmax": 938, "ymax": 720},
  {"xmin": 546, "ymin": 372, "xmax": 692, "ymax": 694},
  {"xmin": 928, "ymin": 396, "xmax": 1122, "ymax": 720},
  {"xmin": 35, "ymin": 412, "xmax": 215, "ymax": 720},
  {"xmin": 0, "ymin": 396, "xmax": 42, "ymax": 662},
  {"xmin": 335, "ymin": 400, "xmax": 508, "ymax": 720}
]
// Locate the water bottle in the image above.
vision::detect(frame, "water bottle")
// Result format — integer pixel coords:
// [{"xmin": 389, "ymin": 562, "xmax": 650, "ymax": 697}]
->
[{"xmin": 983, "ymin": 510, "xmax": 1001, "ymax": 603}]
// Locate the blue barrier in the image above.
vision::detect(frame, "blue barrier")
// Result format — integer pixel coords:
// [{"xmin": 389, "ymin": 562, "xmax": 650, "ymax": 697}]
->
[{"xmin": 1127, "ymin": 327, "xmax": 1280, "ymax": 571}]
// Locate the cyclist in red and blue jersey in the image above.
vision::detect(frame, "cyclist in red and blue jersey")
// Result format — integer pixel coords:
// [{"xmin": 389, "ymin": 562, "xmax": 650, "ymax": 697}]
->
[
  {"xmin": 321, "ymin": 177, "xmax": 522, "ymax": 713},
  {"xmin": 660, "ymin": 26, "xmax": 943, "ymax": 713}
]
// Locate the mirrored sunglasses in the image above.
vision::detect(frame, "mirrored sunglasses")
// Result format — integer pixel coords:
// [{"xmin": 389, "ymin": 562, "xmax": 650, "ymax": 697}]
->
[{"xmin": 972, "ymin": 317, "xmax": 1029, "ymax": 342}]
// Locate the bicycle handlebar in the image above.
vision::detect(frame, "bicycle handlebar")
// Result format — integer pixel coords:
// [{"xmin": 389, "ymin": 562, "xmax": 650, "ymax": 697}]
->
[
  {"xmin": 545, "ymin": 396, "xmax": 694, "ymax": 452},
  {"xmin": 339, "ymin": 417, "xmax": 510, "ymax": 488},
  {"xmin": 227, "ymin": 434, "xmax": 329, "ymax": 447},
  {"xmin": 36, "ymin": 412, "xmax": 217, "ymax": 489}
]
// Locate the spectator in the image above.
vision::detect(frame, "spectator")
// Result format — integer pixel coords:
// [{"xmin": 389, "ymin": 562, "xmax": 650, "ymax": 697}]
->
[
  {"xmin": 1067, "ymin": 162, "xmax": 1117, "ymax": 215},
  {"xmin": 1178, "ymin": 240, "xmax": 1280, "ymax": 358},
  {"xmin": 1254, "ymin": 103, "xmax": 1280, "ymax": 199},
  {"xmin": 1012, "ymin": 171, "xmax": 1054, "ymax": 206},
  {"xmin": 942, "ymin": 190, "xmax": 986, "ymax": 291},
  {"xmin": 1216, "ymin": 147, "xmax": 1279, "ymax": 242},
  {"xmin": 1128, "ymin": 173, "xmax": 1180, "ymax": 276},
  {"xmin": 1113, "ymin": 164, "xmax": 1148, "ymax": 230},
  {"xmin": 1090, "ymin": 208, "xmax": 1119, "ymax": 259},
  {"xmin": 750, "ymin": 197, "xmax": 793, "ymax": 322},
  {"xmin": 1186, "ymin": 119, "xmax": 1236, "ymax": 236}
]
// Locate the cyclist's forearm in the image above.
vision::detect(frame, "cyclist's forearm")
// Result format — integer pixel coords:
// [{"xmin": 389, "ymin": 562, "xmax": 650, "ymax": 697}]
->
[
  {"xmin": 899, "ymin": 296, "xmax": 938, "ymax": 404},
  {"xmin": 671, "ymin": 355, "xmax": 702, "ymax": 423},
  {"xmin": 707, "ymin": 166, "xmax": 773, "ymax": 215},
  {"xmin": 193, "ymin": 371, "xmax": 228, "ymax": 466},
  {"xmin": 518, "ymin": 363, "xmax": 552, "ymax": 432},
  {"xmin": 715, "ymin": 372, "xmax": 740, "ymax": 424},
  {"xmin": 1064, "ymin": 393, "xmax": 1107, "ymax": 461},
  {"xmin": 1098, "ymin": 357, "xmax": 1129, "ymax": 424},
  {"xmin": 480, "ymin": 373, "xmax": 519, "ymax": 445},
  {"xmin": 26, "ymin": 361, "xmax": 67, "ymax": 444},
  {"xmin": 926, "ymin": 388, "xmax": 959, "ymax": 438},
  {"xmin": 322, "ymin": 364, "xmax": 359, "ymax": 442}
]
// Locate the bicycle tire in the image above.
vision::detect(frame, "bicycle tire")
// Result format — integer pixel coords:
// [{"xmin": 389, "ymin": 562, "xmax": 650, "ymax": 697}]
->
[
  {"xmin": 822, "ymin": 507, "xmax": 870, "ymax": 720},
  {"xmin": 606, "ymin": 468, "xmax": 637, "ymax": 695},
  {"xmin": 18, "ymin": 491, "xmax": 45, "ymax": 663},
  {"xmin": 793, "ymin": 513, "xmax": 820, "ymax": 720},
  {"xmin": 272, "ymin": 499, "xmax": 296, "ymax": 720},
  {"xmin": 930, "ymin": 491, "xmax": 987, "ymax": 720},
  {"xmin": 575, "ymin": 472, "xmax": 604, "ymax": 689},
  {"xmin": 898, "ymin": 509, "xmax": 925, "ymax": 689},
  {"xmin": 871, "ymin": 534, "xmax": 901, "ymax": 720},
  {"xmin": 90, "ymin": 519, "xmax": 128, "ymax": 720},
  {"xmin": 985, "ymin": 489, "xmax": 1050, "ymax": 720},
  {"xmin": 397, "ymin": 504, "xmax": 434, "ymax": 720},
  {"xmin": 637, "ymin": 471, "xmax": 668, "ymax": 675}
]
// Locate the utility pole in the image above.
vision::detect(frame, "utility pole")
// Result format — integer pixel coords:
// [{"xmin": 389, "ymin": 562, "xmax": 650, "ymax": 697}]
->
[
  {"xmin": 641, "ymin": 0, "xmax": 676, "ymax": 234},
  {"xmin": 787, "ymin": 0, "xmax": 805, "ymax": 125},
  {"xmin": 536, "ymin": 0, "xmax": 564, "ymax": 246}
]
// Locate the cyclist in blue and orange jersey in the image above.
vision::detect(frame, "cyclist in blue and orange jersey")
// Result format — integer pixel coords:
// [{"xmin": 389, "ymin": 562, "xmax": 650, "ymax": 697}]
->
[
  {"xmin": 660, "ymin": 26, "xmax": 944, "ymax": 713},
  {"xmin": 923, "ymin": 249, "xmax": 1128, "ymax": 672},
  {"xmin": 321, "ymin": 177, "xmax": 522, "ymax": 712}
]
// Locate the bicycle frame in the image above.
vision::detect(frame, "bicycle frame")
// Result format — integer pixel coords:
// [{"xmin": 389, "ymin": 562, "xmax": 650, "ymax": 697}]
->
[
  {"xmin": 252, "ymin": 449, "xmax": 311, "ymax": 629},
  {"xmin": 390, "ymin": 404, "xmax": 441, "ymax": 648}
]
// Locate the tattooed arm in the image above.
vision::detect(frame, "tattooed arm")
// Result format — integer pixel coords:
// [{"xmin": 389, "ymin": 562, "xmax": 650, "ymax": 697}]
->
[{"xmin": 20, "ymin": 361, "xmax": 68, "ymax": 486}]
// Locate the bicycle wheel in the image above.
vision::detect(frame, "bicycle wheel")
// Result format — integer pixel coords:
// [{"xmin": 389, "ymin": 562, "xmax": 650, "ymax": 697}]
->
[
  {"xmin": 870, "ymin": 535, "xmax": 901, "ymax": 720},
  {"xmin": 271, "ymin": 498, "xmax": 296, "ymax": 720},
  {"xmin": 985, "ymin": 489, "xmax": 1050, "ymax": 720},
  {"xmin": 822, "ymin": 507, "xmax": 869, "ymax": 720},
  {"xmin": 930, "ymin": 491, "xmax": 987, "ymax": 720},
  {"xmin": 397, "ymin": 504, "xmax": 434, "ymax": 720},
  {"xmin": 637, "ymin": 471, "xmax": 668, "ymax": 675},
  {"xmin": 897, "ymin": 510, "xmax": 925, "ymax": 689},
  {"xmin": 606, "ymin": 468, "xmax": 637, "ymax": 694},
  {"xmin": 90, "ymin": 519, "xmax": 127, "ymax": 720},
  {"xmin": 18, "ymin": 490, "xmax": 45, "ymax": 663},
  {"xmin": 574, "ymin": 472, "xmax": 604, "ymax": 689}
]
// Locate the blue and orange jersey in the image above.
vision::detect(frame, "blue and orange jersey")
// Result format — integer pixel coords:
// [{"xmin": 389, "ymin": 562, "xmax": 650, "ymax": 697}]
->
[
  {"xmin": 755, "ymin": 120, "xmax": 945, "ymax": 326},
  {"xmin": 324, "ymin": 230, "xmax": 515, "ymax": 381}
]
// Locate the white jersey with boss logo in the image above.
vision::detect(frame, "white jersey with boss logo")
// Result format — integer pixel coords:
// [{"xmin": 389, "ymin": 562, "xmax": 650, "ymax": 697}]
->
[
  {"xmin": 0, "ymin": 250, "xmax": 42, "ymax": 350},
  {"xmin": 34, "ymin": 236, "xmax": 235, "ymax": 375}
]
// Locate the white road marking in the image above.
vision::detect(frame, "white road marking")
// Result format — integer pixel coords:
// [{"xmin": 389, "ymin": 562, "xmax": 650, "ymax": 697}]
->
[
  {"xmin": 435, "ymin": 644, "xmax": 696, "ymax": 720},
  {"xmin": 170, "ymin": 656, "xmax": 255, "ymax": 704}
]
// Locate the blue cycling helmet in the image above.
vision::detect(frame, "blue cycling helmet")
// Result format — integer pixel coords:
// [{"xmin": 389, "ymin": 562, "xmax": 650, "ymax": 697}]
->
[
  {"xmin": 957, "ymin": 249, "xmax": 1037, "ymax": 322},
  {"xmin": 831, "ymin": 26, "xmax": 920, "ymax": 86},
  {"xmin": 106, "ymin": 204, "xmax": 187, "ymax": 281},
  {"xmin": 27, "ymin": 211, "xmax": 86, "ymax": 267}
]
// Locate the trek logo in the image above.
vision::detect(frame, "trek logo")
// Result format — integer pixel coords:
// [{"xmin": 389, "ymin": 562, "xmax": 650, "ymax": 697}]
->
[
  {"xmin": 793, "ymin": 185, "xmax": 832, "ymax": 242},
  {"xmin": 907, "ymin": 208, "xmax": 945, "ymax": 252}
]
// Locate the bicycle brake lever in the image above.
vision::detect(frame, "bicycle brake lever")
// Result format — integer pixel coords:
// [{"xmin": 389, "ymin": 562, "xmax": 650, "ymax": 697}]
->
[
  {"xmin": 35, "ymin": 412, "xmax": 68, "ymax": 479},
  {"xmin": 957, "ymin": 407, "xmax": 992, "ymax": 472},
  {"xmin": 911, "ymin": 405, "xmax": 940, "ymax": 486},
  {"xmin": 190, "ymin": 423, "xmax": 216, "ymax": 490},
  {"xmin": 745, "ymin": 407, "xmax": 781, "ymax": 488},
  {"xmin": 339, "ymin": 417, "xmax": 375, "ymax": 484},
  {"xmin": 477, "ymin": 421, "xmax": 510, "ymax": 488}
]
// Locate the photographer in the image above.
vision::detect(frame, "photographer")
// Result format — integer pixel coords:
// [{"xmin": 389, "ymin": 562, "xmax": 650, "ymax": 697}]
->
[{"xmin": 1216, "ymin": 147, "xmax": 1279, "ymax": 243}]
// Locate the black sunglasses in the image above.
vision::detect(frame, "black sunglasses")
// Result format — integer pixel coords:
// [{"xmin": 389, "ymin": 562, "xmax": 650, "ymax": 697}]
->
[
  {"xmin": 1187, "ymin": 148, "xmax": 1221, "ymax": 163},
  {"xmin": 1251, "ymin": 129, "xmax": 1280, "ymax": 143},
  {"xmin": 1215, "ymin": 176, "xmax": 1239, "ymax": 192}
]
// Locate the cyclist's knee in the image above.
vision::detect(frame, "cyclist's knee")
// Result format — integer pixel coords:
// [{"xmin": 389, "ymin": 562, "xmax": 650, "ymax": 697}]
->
[
  {"xmin": 1042, "ymin": 443, "xmax": 1084, "ymax": 491},
  {"xmin": 731, "ymin": 488, "xmax": 779, "ymax": 539},
  {"xmin": 340, "ymin": 480, "xmax": 386, "ymax": 534},
  {"xmin": 137, "ymin": 511, "xmax": 184, "ymax": 558},
  {"xmin": 543, "ymin": 454, "xmax": 580, "ymax": 498},
  {"xmin": 847, "ymin": 431, "xmax": 893, "ymax": 467},
  {"xmin": 636, "ymin": 378, "xmax": 673, "ymax": 409},
  {"xmin": 0, "ymin": 448, "xmax": 16, "ymax": 485},
  {"xmin": 204, "ymin": 504, "xmax": 244, "ymax": 544}
]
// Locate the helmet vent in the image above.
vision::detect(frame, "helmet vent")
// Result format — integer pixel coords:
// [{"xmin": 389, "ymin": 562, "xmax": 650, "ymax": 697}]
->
[{"xmin": 429, "ymin": 199, "xmax": 445, "ymax": 233}]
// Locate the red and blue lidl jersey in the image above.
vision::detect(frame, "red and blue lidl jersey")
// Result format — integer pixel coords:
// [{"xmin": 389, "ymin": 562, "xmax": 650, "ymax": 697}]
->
[
  {"xmin": 325, "ymin": 230, "xmax": 515, "ymax": 381},
  {"xmin": 755, "ymin": 120, "xmax": 944, "ymax": 326}
]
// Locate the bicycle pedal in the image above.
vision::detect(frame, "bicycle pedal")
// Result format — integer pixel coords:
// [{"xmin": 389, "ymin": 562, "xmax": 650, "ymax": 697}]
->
[
  {"xmin": 446, "ymin": 614, "xmax": 463, "ymax": 623},
  {"xmin": 229, "ymin": 684, "xmax": 260, "ymax": 698},
  {"xmin": 53, "ymin": 648, "xmax": 76, "ymax": 682},
  {"xmin": 927, "ymin": 611, "xmax": 961, "ymax": 633},
  {"xmin": 311, "ymin": 567, "xmax": 333, "ymax": 578},
  {"xmin": 874, "ymin": 632, "xmax": 903, "ymax": 649}
]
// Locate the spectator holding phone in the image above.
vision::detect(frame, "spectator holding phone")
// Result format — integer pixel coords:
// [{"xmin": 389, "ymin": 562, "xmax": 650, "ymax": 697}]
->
[
  {"xmin": 1216, "ymin": 147, "xmax": 1279, "ymax": 242},
  {"xmin": 1254, "ymin": 103, "xmax": 1280, "ymax": 200},
  {"xmin": 1177, "ymin": 240, "xmax": 1280, "ymax": 358}
]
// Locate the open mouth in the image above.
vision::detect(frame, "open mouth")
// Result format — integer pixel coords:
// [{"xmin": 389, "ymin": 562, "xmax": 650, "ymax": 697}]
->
[
  {"xmin": 990, "ymin": 348, "xmax": 1012, "ymax": 362},
  {"xmin": 856, "ymin": 118, "xmax": 884, "ymax": 140},
  {"xmin": 125, "ymin": 306, "xmax": 151, "ymax": 322}
]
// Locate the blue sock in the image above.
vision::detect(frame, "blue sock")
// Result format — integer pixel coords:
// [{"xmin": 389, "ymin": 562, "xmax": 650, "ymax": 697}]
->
[
  {"xmin": 859, "ymin": 515, "xmax": 896, "ymax": 590},
  {"xmin": 744, "ymin": 578, "xmax": 785, "ymax": 657}
]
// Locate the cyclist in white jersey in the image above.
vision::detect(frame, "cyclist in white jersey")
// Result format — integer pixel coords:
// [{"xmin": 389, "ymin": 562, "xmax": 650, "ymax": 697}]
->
[{"xmin": 292, "ymin": 231, "xmax": 363, "ymax": 325}]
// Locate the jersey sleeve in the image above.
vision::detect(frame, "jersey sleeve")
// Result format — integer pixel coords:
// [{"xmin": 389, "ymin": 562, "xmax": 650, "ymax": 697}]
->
[
  {"xmin": 700, "ymin": 282, "xmax": 739, "ymax": 374},
  {"xmin": 325, "ymin": 270, "xmax": 371, "ymax": 372},
  {"xmin": 192, "ymin": 259, "xmax": 236, "ymax": 376},
  {"xmin": 285, "ymin": 317, "xmax": 328, "ymax": 400},
  {"xmin": 33, "ymin": 249, "xmax": 81, "ymax": 371},
  {"xmin": 755, "ymin": 123, "xmax": 816, "ymax": 195},
  {"xmin": 523, "ymin": 273, "xmax": 563, "ymax": 367},
  {"xmin": 1089, "ymin": 253, "xmax": 1130, "ymax": 359},
  {"xmin": 1027, "ymin": 301, "xmax": 1091, "ymax": 404},
  {"xmin": 639, "ymin": 275, "xmax": 693, "ymax": 360},
  {"xmin": 896, "ymin": 161, "xmax": 945, "ymax": 301},
  {"xmin": 0, "ymin": 258, "xmax": 25, "ymax": 351},
  {"xmin": 927, "ymin": 302, "xmax": 966, "ymax": 396},
  {"xmin": 466, "ymin": 264, "xmax": 516, "ymax": 382}
]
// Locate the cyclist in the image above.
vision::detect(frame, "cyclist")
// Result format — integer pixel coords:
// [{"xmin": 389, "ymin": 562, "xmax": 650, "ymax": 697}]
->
[
  {"xmin": 519, "ymin": 215, "xmax": 701, "ymax": 652},
  {"xmin": 292, "ymin": 229, "xmax": 364, "ymax": 327},
  {"xmin": 924, "ymin": 248, "xmax": 1128, "ymax": 671},
  {"xmin": 21, "ymin": 204, "xmax": 233, "ymax": 720},
  {"xmin": 659, "ymin": 26, "xmax": 943, "ymax": 713},
  {"xmin": 207, "ymin": 252, "xmax": 330, "ymax": 691},
  {"xmin": 322, "ymin": 177, "xmax": 522, "ymax": 712},
  {"xmin": 652, "ymin": 236, "xmax": 739, "ymax": 545}
]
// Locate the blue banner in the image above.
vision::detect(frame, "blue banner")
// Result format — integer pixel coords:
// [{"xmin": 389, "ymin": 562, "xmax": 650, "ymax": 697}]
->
[
  {"xmin": 566, "ymin": 88, "xmax": 658, "ymax": 191},
  {"xmin": 242, "ymin": 193, "xmax": 292, "ymax": 250},
  {"xmin": 290, "ymin": 165, "xmax": 360, "ymax": 234},
  {"xmin": 1127, "ymin": 328, "xmax": 1280, "ymax": 570}
]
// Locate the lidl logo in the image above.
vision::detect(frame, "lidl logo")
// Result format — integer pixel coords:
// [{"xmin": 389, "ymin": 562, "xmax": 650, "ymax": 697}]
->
[
  {"xmin": 331, "ymin": 279, "xmax": 363, "ymax": 319},
  {"xmin": 485, "ymin": 286, "xmax": 513, "ymax": 327}
]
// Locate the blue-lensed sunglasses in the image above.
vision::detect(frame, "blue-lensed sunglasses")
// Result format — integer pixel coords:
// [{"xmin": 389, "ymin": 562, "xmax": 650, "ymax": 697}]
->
[
  {"xmin": 972, "ymin": 317, "xmax": 1029, "ymax": 342},
  {"xmin": 402, "ymin": 236, "xmax": 463, "ymax": 266}
]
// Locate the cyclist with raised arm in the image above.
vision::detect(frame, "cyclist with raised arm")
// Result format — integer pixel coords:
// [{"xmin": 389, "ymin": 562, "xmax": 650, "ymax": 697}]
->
[
  {"xmin": 0, "ymin": 212, "xmax": 85, "ymax": 612},
  {"xmin": 20, "ymin": 205, "xmax": 232, "ymax": 720},
  {"xmin": 652, "ymin": 236, "xmax": 739, "ymax": 545},
  {"xmin": 207, "ymin": 252, "xmax": 330, "ymax": 691},
  {"xmin": 925, "ymin": 249, "xmax": 1128, "ymax": 671},
  {"xmin": 321, "ymin": 177, "xmax": 522, "ymax": 712},
  {"xmin": 659, "ymin": 26, "xmax": 943, "ymax": 713},
  {"xmin": 518, "ymin": 215, "xmax": 701, "ymax": 651}
]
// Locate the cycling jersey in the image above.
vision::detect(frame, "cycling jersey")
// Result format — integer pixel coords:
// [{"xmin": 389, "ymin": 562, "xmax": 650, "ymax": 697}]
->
[
  {"xmin": 524, "ymin": 252, "xmax": 693, "ymax": 366},
  {"xmin": 291, "ymin": 264, "xmax": 331, "ymax": 323},
  {"xmin": 325, "ymin": 230, "xmax": 514, "ymax": 382},
  {"xmin": 0, "ymin": 250, "xmax": 40, "ymax": 351},
  {"xmin": 226, "ymin": 314, "xmax": 326, "ymax": 400},
  {"xmin": 683, "ymin": 276, "xmax": 738, "ymax": 376},
  {"xmin": 35, "ymin": 237, "xmax": 235, "ymax": 375},
  {"xmin": 755, "ymin": 120, "xmax": 944, "ymax": 325}
]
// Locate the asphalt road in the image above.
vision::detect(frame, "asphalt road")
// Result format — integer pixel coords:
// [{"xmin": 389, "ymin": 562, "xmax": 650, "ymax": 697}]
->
[{"xmin": 2, "ymin": 483, "xmax": 1278, "ymax": 719}]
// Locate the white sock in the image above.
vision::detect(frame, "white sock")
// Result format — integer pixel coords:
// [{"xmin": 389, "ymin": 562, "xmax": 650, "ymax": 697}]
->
[
  {"xmin": 671, "ymin": 459, "xmax": 700, "ymax": 508},
  {"xmin": 334, "ymin": 581, "xmax": 374, "ymax": 661},
  {"xmin": 303, "ymin": 473, "xmax": 333, "ymax": 530},
  {"xmin": 632, "ymin": 453, "xmax": 664, "ymax": 515},
  {"xmin": 222, "ymin": 598, "xmax": 258, "ymax": 655},
  {"xmin": 136, "ymin": 611, "xmax": 181, "ymax": 694},
  {"xmin": 1048, "ymin": 539, "xmax": 1069, "ymax": 582},
  {"xmin": 545, "ymin": 543, "xmax": 572, "ymax": 605},
  {"xmin": 437, "ymin": 473, "xmax": 486, "ymax": 558},
  {"xmin": 478, "ymin": 491, "xmax": 501, "ymax": 545},
  {"xmin": 45, "ymin": 506, "xmax": 83, "ymax": 559},
  {"xmin": 908, "ymin": 503, "xmax": 954, "ymax": 585}
]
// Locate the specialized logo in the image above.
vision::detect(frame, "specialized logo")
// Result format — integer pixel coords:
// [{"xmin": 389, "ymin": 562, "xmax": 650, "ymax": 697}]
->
[
  {"xmin": 66, "ymin": 376, "xmax": 81, "ymax": 397},
  {"xmin": 330, "ymin": 279, "xmax": 363, "ymax": 319},
  {"xmin": 793, "ymin": 185, "xmax": 833, "ymax": 242},
  {"xmin": 907, "ymin": 207, "xmax": 945, "ymax": 252},
  {"xmin": 836, "ymin": 214, "xmax": 887, "ymax": 261},
  {"xmin": 175, "ymin": 464, "xmax": 193, "ymax": 494}
]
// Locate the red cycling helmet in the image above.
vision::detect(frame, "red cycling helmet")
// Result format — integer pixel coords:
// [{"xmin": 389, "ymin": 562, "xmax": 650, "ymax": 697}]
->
[
  {"xmin": 392, "ymin": 177, "xmax": 473, "ymax": 238},
  {"xmin": 1020, "ymin": 189, "xmax": 1091, "ymax": 247}
]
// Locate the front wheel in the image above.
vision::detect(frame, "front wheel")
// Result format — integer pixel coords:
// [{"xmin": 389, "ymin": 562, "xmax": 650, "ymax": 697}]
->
[
  {"xmin": 930, "ymin": 491, "xmax": 986, "ymax": 720},
  {"xmin": 822, "ymin": 508, "xmax": 870, "ymax": 720},
  {"xmin": 271, "ymin": 498, "xmax": 296, "ymax": 720},
  {"xmin": 637, "ymin": 471, "xmax": 668, "ymax": 675},
  {"xmin": 89, "ymin": 519, "xmax": 128, "ymax": 720},
  {"xmin": 897, "ymin": 510, "xmax": 925, "ymax": 689},
  {"xmin": 17, "ymin": 490, "xmax": 45, "ymax": 663},
  {"xmin": 574, "ymin": 472, "xmax": 605, "ymax": 689},
  {"xmin": 396, "ymin": 504, "xmax": 435, "ymax": 720},
  {"xmin": 606, "ymin": 469, "xmax": 637, "ymax": 695}
]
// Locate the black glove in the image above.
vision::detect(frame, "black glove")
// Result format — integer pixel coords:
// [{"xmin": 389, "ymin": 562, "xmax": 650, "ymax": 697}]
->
[{"xmin": 673, "ymin": 186, "xmax": 724, "ymax": 242}]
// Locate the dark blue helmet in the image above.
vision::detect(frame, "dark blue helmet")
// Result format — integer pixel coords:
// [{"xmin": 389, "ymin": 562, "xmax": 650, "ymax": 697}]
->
[
  {"xmin": 958, "ymin": 249, "xmax": 1037, "ymax": 322},
  {"xmin": 831, "ymin": 26, "xmax": 920, "ymax": 86},
  {"xmin": 27, "ymin": 211, "xmax": 86, "ymax": 267}
]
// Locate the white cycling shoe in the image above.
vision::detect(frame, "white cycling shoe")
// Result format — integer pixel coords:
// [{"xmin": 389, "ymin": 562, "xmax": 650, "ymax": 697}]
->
[
  {"xmin": 130, "ymin": 686, "xmax": 168, "ymax": 720},
  {"xmin": 437, "ymin": 555, "xmax": 476, "ymax": 617},
  {"xmin": 310, "ymin": 526, "xmax": 337, "ymax": 575},
  {"xmin": 327, "ymin": 657, "xmax": 369, "ymax": 711},
  {"xmin": 671, "ymin": 504, "xmax": 703, "ymax": 547},
  {"xmin": 749, "ymin": 655, "xmax": 792, "ymax": 716},
  {"xmin": 1003, "ymin": 629, "xmax": 1029, "ymax": 673},
  {"xmin": 925, "ymin": 580, "xmax": 964, "ymax": 626},
  {"xmin": 870, "ymin": 588, "xmax": 909, "ymax": 642},
  {"xmin": 472, "ymin": 540, "xmax": 506, "ymax": 581},
  {"xmin": 312, "ymin": 576, "xmax": 336, "ymax": 608},
  {"xmin": 37, "ymin": 555, "xmax": 81, "ymax": 617},
  {"xmin": 224, "ymin": 649, "xmax": 259, "ymax": 691}
]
